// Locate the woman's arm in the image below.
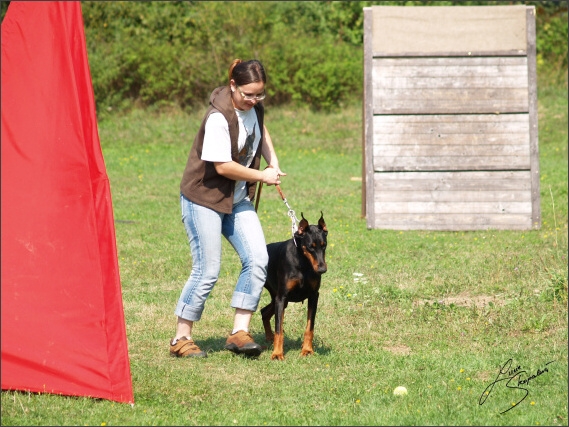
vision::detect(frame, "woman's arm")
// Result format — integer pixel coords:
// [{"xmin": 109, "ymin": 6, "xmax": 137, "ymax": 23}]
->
[
  {"xmin": 214, "ymin": 161, "xmax": 280, "ymax": 185},
  {"xmin": 214, "ymin": 124, "xmax": 285, "ymax": 184}
]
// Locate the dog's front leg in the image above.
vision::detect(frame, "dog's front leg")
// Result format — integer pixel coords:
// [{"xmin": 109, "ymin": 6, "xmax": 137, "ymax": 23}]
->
[
  {"xmin": 301, "ymin": 292, "xmax": 318, "ymax": 356},
  {"xmin": 261, "ymin": 300, "xmax": 275, "ymax": 342},
  {"xmin": 271, "ymin": 296, "xmax": 286, "ymax": 360}
]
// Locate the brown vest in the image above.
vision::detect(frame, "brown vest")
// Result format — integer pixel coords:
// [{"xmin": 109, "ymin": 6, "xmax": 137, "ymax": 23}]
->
[{"xmin": 180, "ymin": 86, "xmax": 264, "ymax": 214}]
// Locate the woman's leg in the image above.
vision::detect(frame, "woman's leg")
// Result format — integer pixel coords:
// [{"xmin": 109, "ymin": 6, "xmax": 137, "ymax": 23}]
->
[
  {"xmin": 222, "ymin": 199, "xmax": 269, "ymax": 332},
  {"xmin": 174, "ymin": 195, "xmax": 223, "ymax": 337}
]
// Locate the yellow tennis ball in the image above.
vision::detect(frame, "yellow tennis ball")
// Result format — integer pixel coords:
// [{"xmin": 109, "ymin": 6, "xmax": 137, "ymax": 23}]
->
[{"xmin": 393, "ymin": 386, "xmax": 408, "ymax": 396}]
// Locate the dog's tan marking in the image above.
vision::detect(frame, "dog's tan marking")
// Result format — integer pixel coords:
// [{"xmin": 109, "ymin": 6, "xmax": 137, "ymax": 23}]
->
[
  {"xmin": 285, "ymin": 278, "xmax": 301, "ymax": 293},
  {"xmin": 301, "ymin": 329, "xmax": 314, "ymax": 356},
  {"xmin": 305, "ymin": 278, "xmax": 319, "ymax": 291},
  {"xmin": 302, "ymin": 246, "xmax": 320, "ymax": 272},
  {"xmin": 301, "ymin": 302, "xmax": 315, "ymax": 356},
  {"xmin": 271, "ymin": 332, "xmax": 285, "ymax": 361}
]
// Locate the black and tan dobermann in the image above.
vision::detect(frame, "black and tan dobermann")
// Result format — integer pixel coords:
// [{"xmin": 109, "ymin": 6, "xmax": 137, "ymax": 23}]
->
[{"xmin": 261, "ymin": 212, "xmax": 328, "ymax": 360}]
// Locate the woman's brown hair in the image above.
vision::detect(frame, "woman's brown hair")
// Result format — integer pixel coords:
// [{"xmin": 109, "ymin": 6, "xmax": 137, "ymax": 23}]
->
[{"xmin": 228, "ymin": 59, "xmax": 266, "ymax": 86}]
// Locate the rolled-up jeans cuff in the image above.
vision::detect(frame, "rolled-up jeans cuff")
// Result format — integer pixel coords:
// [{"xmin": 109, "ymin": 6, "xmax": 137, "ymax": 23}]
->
[
  {"xmin": 175, "ymin": 301, "xmax": 204, "ymax": 322},
  {"xmin": 231, "ymin": 292, "xmax": 260, "ymax": 312}
]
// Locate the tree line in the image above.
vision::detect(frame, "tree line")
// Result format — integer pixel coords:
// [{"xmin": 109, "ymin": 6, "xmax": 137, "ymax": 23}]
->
[{"xmin": 1, "ymin": 1, "xmax": 567, "ymax": 113}]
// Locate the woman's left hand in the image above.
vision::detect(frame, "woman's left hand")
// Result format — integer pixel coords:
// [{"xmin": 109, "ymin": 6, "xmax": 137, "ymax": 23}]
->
[{"xmin": 271, "ymin": 164, "xmax": 286, "ymax": 179}]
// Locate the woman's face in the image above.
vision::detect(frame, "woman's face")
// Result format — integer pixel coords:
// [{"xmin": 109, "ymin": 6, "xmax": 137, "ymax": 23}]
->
[{"xmin": 230, "ymin": 80, "xmax": 265, "ymax": 111}]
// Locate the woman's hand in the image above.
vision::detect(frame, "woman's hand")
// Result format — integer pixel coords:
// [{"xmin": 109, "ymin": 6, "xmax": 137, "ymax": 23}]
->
[
  {"xmin": 269, "ymin": 163, "xmax": 286, "ymax": 179},
  {"xmin": 262, "ymin": 167, "xmax": 281, "ymax": 185}
]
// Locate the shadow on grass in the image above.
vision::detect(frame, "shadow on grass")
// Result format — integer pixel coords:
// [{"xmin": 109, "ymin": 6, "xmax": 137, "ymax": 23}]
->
[{"xmin": 185, "ymin": 333, "xmax": 331, "ymax": 359}]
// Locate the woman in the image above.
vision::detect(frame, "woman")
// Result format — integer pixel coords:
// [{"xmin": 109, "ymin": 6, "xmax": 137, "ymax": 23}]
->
[{"xmin": 171, "ymin": 59, "xmax": 285, "ymax": 358}]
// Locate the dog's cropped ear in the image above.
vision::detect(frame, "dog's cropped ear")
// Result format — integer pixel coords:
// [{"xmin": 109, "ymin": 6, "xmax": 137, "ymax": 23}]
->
[
  {"xmin": 297, "ymin": 212, "xmax": 309, "ymax": 236},
  {"xmin": 318, "ymin": 211, "xmax": 328, "ymax": 234}
]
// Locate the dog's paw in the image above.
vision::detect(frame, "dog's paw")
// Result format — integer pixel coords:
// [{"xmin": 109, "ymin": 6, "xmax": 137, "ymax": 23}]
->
[
  {"xmin": 300, "ymin": 348, "xmax": 314, "ymax": 357},
  {"xmin": 270, "ymin": 352, "xmax": 285, "ymax": 361}
]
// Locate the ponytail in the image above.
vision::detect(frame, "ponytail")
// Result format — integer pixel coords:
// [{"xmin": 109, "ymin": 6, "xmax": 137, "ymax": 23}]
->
[{"xmin": 228, "ymin": 58, "xmax": 242, "ymax": 82}]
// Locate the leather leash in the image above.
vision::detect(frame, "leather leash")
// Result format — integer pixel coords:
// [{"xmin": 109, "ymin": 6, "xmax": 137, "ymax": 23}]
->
[
  {"xmin": 254, "ymin": 165, "xmax": 274, "ymax": 212},
  {"xmin": 255, "ymin": 167, "xmax": 299, "ymax": 236}
]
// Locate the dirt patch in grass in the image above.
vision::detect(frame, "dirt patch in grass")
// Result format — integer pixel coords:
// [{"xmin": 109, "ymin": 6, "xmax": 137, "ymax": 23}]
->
[
  {"xmin": 413, "ymin": 292, "xmax": 508, "ymax": 309},
  {"xmin": 473, "ymin": 370, "xmax": 494, "ymax": 382},
  {"xmin": 383, "ymin": 344, "xmax": 412, "ymax": 356}
]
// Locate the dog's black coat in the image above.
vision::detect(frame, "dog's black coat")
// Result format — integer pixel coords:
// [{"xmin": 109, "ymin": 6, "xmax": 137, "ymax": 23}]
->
[{"xmin": 261, "ymin": 212, "xmax": 328, "ymax": 360}]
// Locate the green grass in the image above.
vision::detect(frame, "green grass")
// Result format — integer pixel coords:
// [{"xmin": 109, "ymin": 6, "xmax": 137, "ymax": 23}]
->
[{"xmin": 2, "ymin": 82, "xmax": 567, "ymax": 425}]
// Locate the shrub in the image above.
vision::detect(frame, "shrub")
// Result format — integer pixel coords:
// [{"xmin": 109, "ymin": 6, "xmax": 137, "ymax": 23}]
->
[{"xmin": 1, "ymin": 1, "xmax": 566, "ymax": 112}]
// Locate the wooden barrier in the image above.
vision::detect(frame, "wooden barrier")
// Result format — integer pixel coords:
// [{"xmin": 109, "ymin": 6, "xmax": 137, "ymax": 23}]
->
[{"xmin": 363, "ymin": 5, "xmax": 540, "ymax": 230}]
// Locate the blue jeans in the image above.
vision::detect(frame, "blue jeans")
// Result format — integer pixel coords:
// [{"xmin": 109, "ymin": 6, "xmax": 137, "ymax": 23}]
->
[{"xmin": 175, "ymin": 195, "xmax": 268, "ymax": 322}]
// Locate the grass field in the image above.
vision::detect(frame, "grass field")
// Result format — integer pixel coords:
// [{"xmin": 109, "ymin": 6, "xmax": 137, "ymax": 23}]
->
[{"xmin": 1, "ymin": 82, "xmax": 567, "ymax": 425}]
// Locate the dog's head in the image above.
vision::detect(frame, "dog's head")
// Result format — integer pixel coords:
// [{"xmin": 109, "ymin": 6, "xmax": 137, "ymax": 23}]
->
[{"xmin": 294, "ymin": 211, "xmax": 328, "ymax": 274}]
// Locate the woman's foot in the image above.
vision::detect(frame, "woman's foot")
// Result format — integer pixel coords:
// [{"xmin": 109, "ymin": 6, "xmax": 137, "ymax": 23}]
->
[
  {"xmin": 224, "ymin": 330, "xmax": 262, "ymax": 356},
  {"xmin": 170, "ymin": 336, "xmax": 207, "ymax": 358}
]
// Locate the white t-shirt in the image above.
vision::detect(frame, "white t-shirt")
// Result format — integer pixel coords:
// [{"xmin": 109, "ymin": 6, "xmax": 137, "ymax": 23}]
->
[{"xmin": 201, "ymin": 109, "xmax": 261, "ymax": 204}]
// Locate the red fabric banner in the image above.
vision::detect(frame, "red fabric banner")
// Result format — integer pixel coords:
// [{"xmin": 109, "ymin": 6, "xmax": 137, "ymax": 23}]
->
[{"xmin": 1, "ymin": 2, "xmax": 134, "ymax": 404}]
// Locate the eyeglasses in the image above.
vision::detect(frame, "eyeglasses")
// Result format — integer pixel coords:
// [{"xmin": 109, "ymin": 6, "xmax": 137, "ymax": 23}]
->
[{"xmin": 236, "ymin": 86, "xmax": 266, "ymax": 101}]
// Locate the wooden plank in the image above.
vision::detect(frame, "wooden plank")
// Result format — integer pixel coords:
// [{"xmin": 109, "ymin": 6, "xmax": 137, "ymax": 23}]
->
[
  {"xmin": 374, "ymin": 201, "xmax": 532, "ymax": 215},
  {"xmin": 375, "ymin": 75, "xmax": 528, "ymax": 89},
  {"xmin": 375, "ymin": 134, "xmax": 529, "ymax": 146},
  {"xmin": 373, "ymin": 50, "xmax": 526, "ymax": 58},
  {"xmin": 373, "ymin": 106, "xmax": 531, "ymax": 171},
  {"xmin": 375, "ymin": 143, "xmax": 529, "ymax": 157},
  {"xmin": 372, "ymin": 213, "xmax": 533, "ymax": 231},
  {"xmin": 373, "ymin": 56, "xmax": 528, "ymax": 77},
  {"xmin": 375, "ymin": 156, "xmax": 530, "ymax": 172},
  {"xmin": 372, "ymin": 171, "xmax": 533, "ymax": 229},
  {"xmin": 374, "ymin": 171, "xmax": 532, "ymax": 191},
  {"xmin": 363, "ymin": 7, "xmax": 375, "ymax": 228},
  {"xmin": 371, "ymin": 5, "xmax": 528, "ymax": 56},
  {"xmin": 376, "ymin": 190, "xmax": 530, "ymax": 203},
  {"xmin": 526, "ymin": 6, "xmax": 541, "ymax": 229},
  {"xmin": 372, "ymin": 57, "xmax": 529, "ymax": 114},
  {"xmin": 374, "ymin": 114, "xmax": 530, "ymax": 137},
  {"xmin": 374, "ymin": 88, "xmax": 528, "ymax": 115}
]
